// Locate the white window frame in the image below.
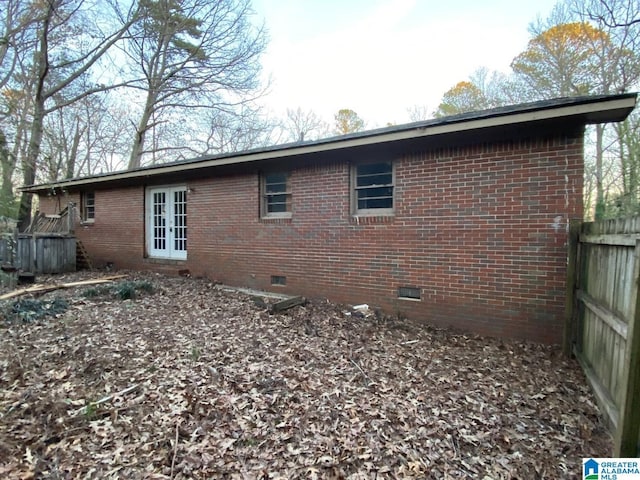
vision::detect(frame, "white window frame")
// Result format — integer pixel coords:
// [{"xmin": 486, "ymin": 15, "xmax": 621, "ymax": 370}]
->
[
  {"xmin": 351, "ymin": 161, "xmax": 395, "ymax": 216},
  {"xmin": 146, "ymin": 186, "xmax": 187, "ymax": 260},
  {"xmin": 261, "ymin": 171, "xmax": 292, "ymax": 219},
  {"xmin": 81, "ymin": 192, "xmax": 95, "ymax": 223}
]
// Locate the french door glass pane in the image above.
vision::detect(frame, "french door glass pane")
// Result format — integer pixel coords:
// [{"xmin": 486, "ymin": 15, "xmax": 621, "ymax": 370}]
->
[
  {"xmin": 153, "ymin": 192, "xmax": 166, "ymax": 250},
  {"xmin": 174, "ymin": 190, "xmax": 187, "ymax": 251}
]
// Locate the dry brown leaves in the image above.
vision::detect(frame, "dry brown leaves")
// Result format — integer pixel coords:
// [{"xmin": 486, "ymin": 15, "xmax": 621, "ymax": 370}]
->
[{"xmin": 0, "ymin": 271, "xmax": 610, "ymax": 479}]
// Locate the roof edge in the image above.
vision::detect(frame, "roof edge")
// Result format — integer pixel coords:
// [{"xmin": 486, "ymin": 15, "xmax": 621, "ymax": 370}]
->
[{"xmin": 23, "ymin": 92, "xmax": 637, "ymax": 193}]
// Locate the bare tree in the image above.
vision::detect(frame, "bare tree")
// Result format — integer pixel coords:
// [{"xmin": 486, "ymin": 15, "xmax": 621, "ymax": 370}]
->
[
  {"xmin": 468, "ymin": 67, "xmax": 528, "ymax": 106},
  {"xmin": 1, "ymin": 80, "xmax": 33, "ymax": 213},
  {"xmin": 148, "ymin": 103, "xmax": 274, "ymax": 160},
  {"xmin": 0, "ymin": 129, "xmax": 14, "ymax": 216},
  {"xmin": 430, "ymin": 68, "xmax": 526, "ymax": 120},
  {"xmin": 11, "ymin": 0, "xmax": 138, "ymax": 230},
  {"xmin": 570, "ymin": 0, "xmax": 640, "ymax": 217},
  {"xmin": 0, "ymin": 0, "xmax": 43, "ymax": 217},
  {"xmin": 609, "ymin": 111, "xmax": 640, "ymax": 215},
  {"xmin": 585, "ymin": 0, "xmax": 640, "ymax": 28},
  {"xmin": 206, "ymin": 108, "xmax": 273, "ymax": 153},
  {"xmin": 510, "ymin": 1, "xmax": 640, "ymax": 218},
  {"xmin": 406, "ymin": 104, "xmax": 433, "ymax": 122},
  {"xmin": 40, "ymin": 89, "xmax": 133, "ymax": 180},
  {"xmin": 281, "ymin": 107, "xmax": 329, "ymax": 142},
  {"xmin": 0, "ymin": 0, "xmax": 40, "ymax": 90},
  {"xmin": 123, "ymin": 0, "xmax": 267, "ymax": 168}
]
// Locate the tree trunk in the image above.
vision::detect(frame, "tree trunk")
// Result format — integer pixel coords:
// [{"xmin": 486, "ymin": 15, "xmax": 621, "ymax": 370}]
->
[
  {"xmin": 17, "ymin": 6, "xmax": 51, "ymax": 232},
  {"xmin": 17, "ymin": 99, "xmax": 46, "ymax": 231},
  {"xmin": 594, "ymin": 124, "xmax": 606, "ymax": 220},
  {"xmin": 618, "ymin": 117, "xmax": 640, "ymax": 213},
  {"xmin": 65, "ymin": 116, "xmax": 83, "ymax": 179},
  {"xmin": 128, "ymin": 96, "xmax": 155, "ymax": 169},
  {"xmin": 0, "ymin": 129, "xmax": 17, "ymax": 217}
]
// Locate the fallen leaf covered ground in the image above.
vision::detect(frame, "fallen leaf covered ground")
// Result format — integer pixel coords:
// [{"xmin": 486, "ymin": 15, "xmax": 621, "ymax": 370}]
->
[{"xmin": 0, "ymin": 271, "xmax": 610, "ymax": 479}]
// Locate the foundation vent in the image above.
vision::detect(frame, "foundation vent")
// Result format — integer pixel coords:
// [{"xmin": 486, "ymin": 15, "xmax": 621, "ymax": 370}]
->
[{"xmin": 398, "ymin": 286, "xmax": 421, "ymax": 300}]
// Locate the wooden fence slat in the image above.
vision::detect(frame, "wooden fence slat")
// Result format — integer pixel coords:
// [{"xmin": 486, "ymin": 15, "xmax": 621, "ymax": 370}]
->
[
  {"xmin": 564, "ymin": 219, "xmax": 580, "ymax": 356},
  {"xmin": 618, "ymin": 249, "xmax": 630, "ymax": 318},
  {"xmin": 580, "ymin": 233, "xmax": 640, "ymax": 246},
  {"xmin": 575, "ymin": 350, "xmax": 619, "ymax": 430},
  {"xmin": 611, "ymin": 332, "xmax": 623, "ymax": 407},
  {"xmin": 584, "ymin": 309, "xmax": 593, "ymax": 364},
  {"xmin": 578, "ymin": 290, "xmax": 628, "ymax": 339},
  {"xmin": 594, "ymin": 311, "xmax": 606, "ymax": 383},
  {"xmin": 605, "ymin": 322, "xmax": 616, "ymax": 395},
  {"xmin": 614, "ymin": 240, "xmax": 640, "ymax": 457},
  {"xmin": 612, "ymin": 247, "xmax": 622, "ymax": 313}
]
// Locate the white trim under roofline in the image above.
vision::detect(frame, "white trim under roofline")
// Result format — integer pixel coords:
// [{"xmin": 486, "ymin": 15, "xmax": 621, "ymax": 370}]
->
[{"xmin": 24, "ymin": 95, "xmax": 637, "ymax": 192}]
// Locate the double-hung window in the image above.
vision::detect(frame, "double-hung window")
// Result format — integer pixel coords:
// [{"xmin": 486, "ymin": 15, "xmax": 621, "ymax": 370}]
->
[
  {"xmin": 353, "ymin": 161, "xmax": 394, "ymax": 215},
  {"xmin": 81, "ymin": 192, "xmax": 95, "ymax": 222},
  {"xmin": 262, "ymin": 172, "xmax": 291, "ymax": 218}
]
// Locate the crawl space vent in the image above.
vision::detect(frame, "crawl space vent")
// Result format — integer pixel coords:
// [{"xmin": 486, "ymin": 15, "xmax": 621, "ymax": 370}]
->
[{"xmin": 398, "ymin": 286, "xmax": 421, "ymax": 300}]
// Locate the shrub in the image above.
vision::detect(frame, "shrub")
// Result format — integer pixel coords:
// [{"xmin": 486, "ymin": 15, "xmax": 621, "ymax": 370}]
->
[
  {"xmin": 133, "ymin": 280, "xmax": 154, "ymax": 293},
  {"xmin": 82, "ymin": 285, "xmax": 112, "ymax": 298},
  {"xmin": 82, "ymin": 280, "xmax": 154, "ymax": 300},
  {"xmin": 6, "ymin": 297, "xmax": 69, "ymax": 323},
  {"xmin": 114, "ymin": 281, "xmax": 137, "ymax": 300}
]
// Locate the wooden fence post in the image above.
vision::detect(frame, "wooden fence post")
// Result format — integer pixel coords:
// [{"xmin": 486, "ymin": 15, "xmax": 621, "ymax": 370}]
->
[
  {"xmin": 30, "ymin": 233, "xmax": 36, "ymax": 273},
  {"xmin": 12, "ymin": 228, "xmax": 17, "ymax": 265},
  {"xmin": 67, "ymin": 202, "xmax": 75, "ymax": 234},
  {"xmin": 563, "ymin": 219, "xmax": 581, "ymax": 357},
  {"xmin": 614, "ymin": 239, "xmax": 640, "ymax": 457}
]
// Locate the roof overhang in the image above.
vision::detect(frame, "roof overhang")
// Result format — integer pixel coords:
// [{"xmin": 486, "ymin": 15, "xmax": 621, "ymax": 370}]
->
[{"xmin": 23, "ymin": 93, "xmax": 637, "ymax": 194}]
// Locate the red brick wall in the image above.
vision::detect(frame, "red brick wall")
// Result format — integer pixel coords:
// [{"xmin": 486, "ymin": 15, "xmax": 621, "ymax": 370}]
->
[
  {"xmin": 39, "ymin": 188, "xmax": 147, "ymax": 271},
  {"xmin": 39, "ymin": 130, "xmax": 583, "ymax": 343}
]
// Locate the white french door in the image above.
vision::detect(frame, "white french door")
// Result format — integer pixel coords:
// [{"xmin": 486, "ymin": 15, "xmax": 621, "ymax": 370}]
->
[{"xmin": 147, "ymin": 186, "xmax": 187, "ymax": 260}]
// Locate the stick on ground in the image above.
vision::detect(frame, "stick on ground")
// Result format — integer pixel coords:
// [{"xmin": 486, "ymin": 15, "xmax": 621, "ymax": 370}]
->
[
  {"xmin": 0, "ymin": 275, "xmax": 128, "ymax": 300},
  {"xmin": 349, "ymin": 358, "xmax": 373, "ymax": 385},
  {"xmin": 75, "ymin": 384, "xmax": 139, "ymax": 415},
  {"xmin": 170, "ymin": 421, "xmax": 180, "ymax": 479}
]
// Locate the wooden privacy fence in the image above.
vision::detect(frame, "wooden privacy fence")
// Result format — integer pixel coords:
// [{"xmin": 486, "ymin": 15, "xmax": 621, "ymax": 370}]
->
[
  {"xmin": 1, "ymin": 235, "xmax": 76, "ymax": 273},
  {"xmin": 566, "ymin": 216, "xmax": 640, "ymax": 457},
  {"xmin": 16, "ymin": 234, "xmax": 76, "ymax": 273},
  {"xmin": 0, "ymin": 204, "xmax": 77, "ymax": 274}
]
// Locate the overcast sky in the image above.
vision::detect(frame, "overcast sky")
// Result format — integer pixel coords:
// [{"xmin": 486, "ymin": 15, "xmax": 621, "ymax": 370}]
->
[{"xmin": 251, "ymin": 0, "xmax": 560, "ymax": 128}]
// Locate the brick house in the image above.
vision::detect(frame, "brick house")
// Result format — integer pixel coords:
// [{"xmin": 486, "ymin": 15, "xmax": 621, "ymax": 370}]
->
[{"xmin": 26, "ymin": 93, "xmax": 637, "ymax": 343}]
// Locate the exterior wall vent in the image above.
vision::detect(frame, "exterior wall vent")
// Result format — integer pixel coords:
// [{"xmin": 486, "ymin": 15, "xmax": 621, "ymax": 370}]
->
[
  {"xmin": 398, "ymin": 286, "xmax": 420, "ymax": 300},
  {"xmin": 271, "ymin": 275, "xmax": 286, "ymax": 286}
]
